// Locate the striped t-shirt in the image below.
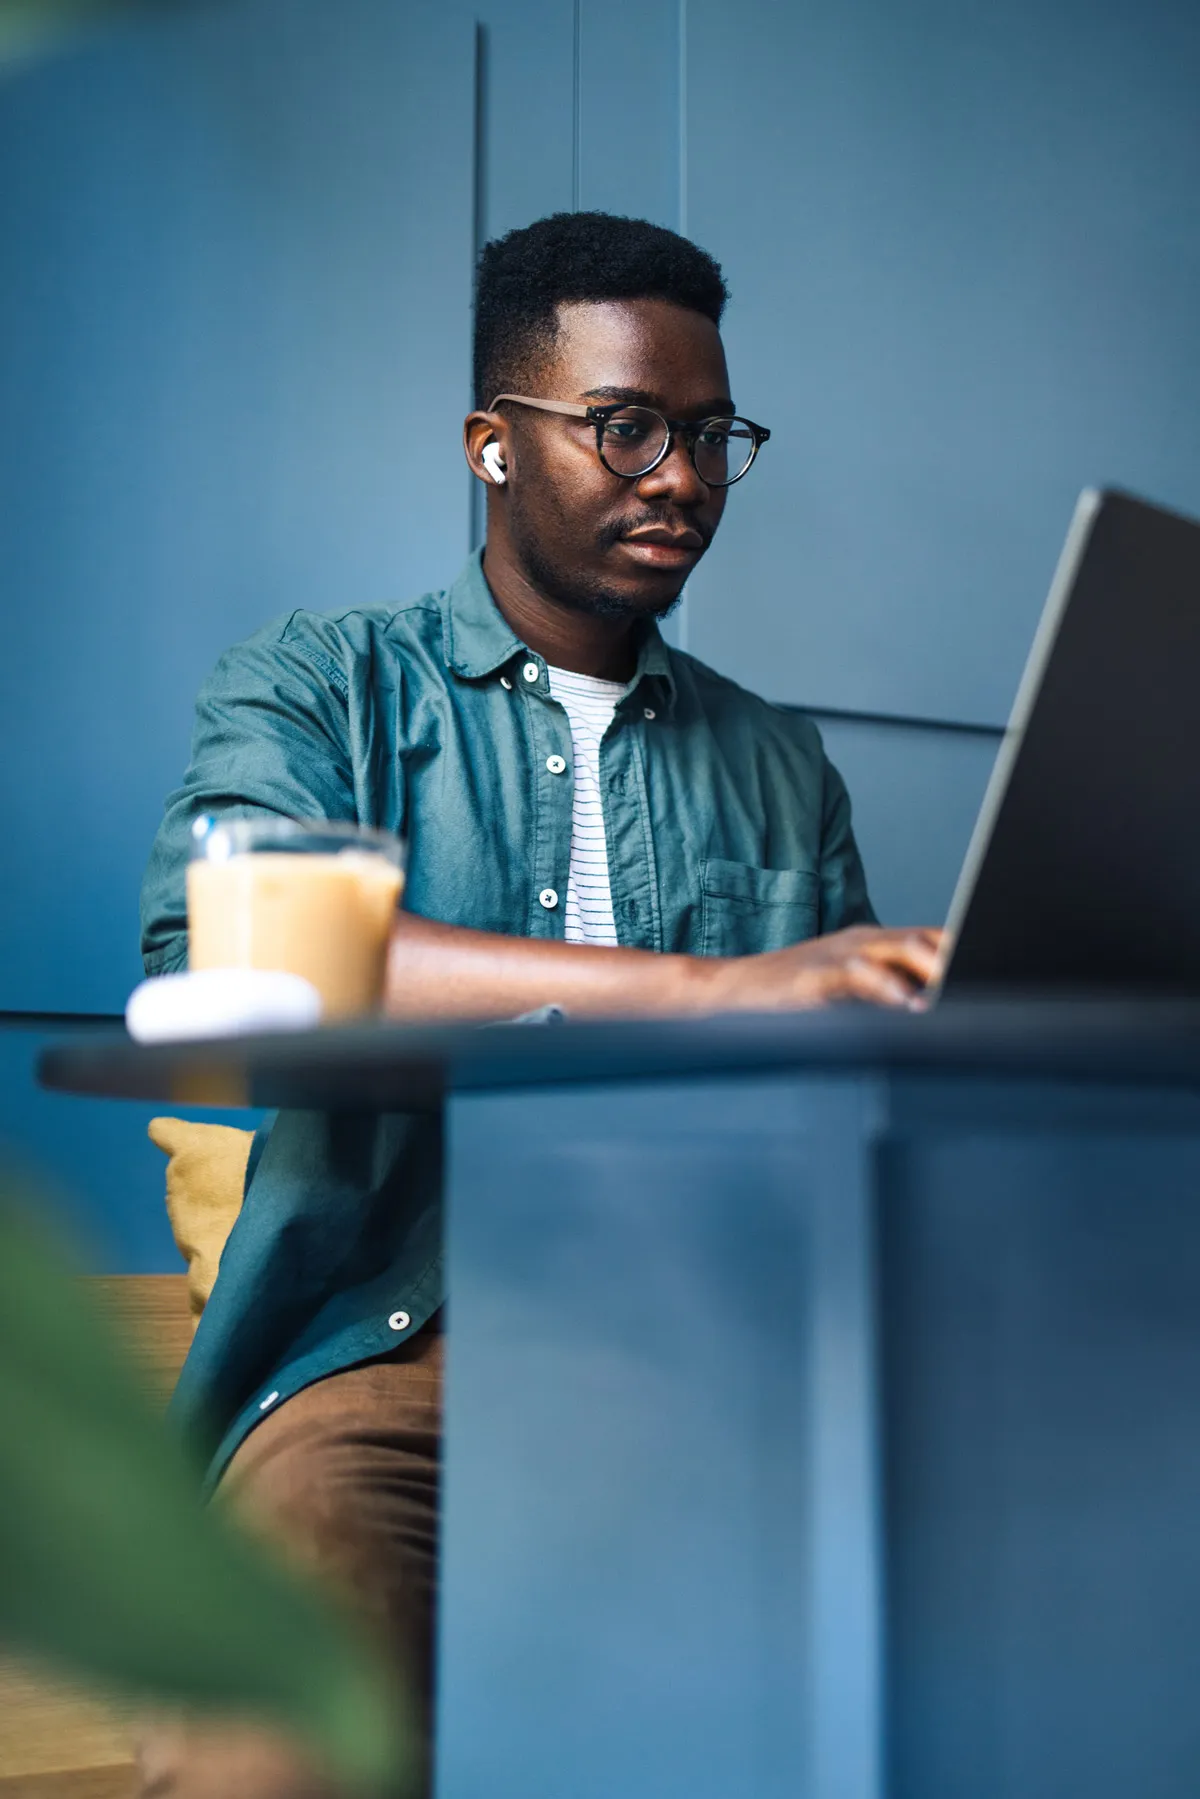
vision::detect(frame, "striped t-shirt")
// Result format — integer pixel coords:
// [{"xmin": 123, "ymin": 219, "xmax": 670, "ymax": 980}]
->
[{"xmin": 547, "ymin": 664, "xmax": 626, "ymax": 945}]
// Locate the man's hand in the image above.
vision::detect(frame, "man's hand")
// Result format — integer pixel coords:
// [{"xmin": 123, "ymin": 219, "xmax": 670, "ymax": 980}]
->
[
  {"xmin": 385, "ymin": 913, "xmax": 944, "ymax": 1023},
  {"xmin": 697, "ymin": 926, "xmax": 944, "ymax": 1013}
]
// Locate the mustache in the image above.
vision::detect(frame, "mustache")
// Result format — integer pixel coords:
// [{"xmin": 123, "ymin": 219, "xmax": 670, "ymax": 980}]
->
[{"xmin": 595, "ymin": 508, "xmax": 714, "ymax": 554}]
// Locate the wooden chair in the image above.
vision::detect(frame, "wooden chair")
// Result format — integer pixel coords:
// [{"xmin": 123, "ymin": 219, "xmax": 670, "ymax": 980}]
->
[{"xmin": 0, "ymin": 1276, "xmax": 193, "ymax": 1799}]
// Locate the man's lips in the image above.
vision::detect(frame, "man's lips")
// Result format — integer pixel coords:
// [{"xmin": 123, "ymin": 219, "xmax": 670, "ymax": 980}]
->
[{"xmin": 619, "ymin": 526, "xmax": 705, "ymax": 567}]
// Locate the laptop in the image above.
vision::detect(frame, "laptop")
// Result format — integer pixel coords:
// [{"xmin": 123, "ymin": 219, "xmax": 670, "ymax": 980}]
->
[{"xmin": 935, "ymin": 488, "xmax": 1200, "ymax": 996}]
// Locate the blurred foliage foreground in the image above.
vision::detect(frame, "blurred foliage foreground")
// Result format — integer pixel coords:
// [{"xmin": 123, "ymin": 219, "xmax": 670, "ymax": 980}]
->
[
  {"xmin": 0, "ymin": 1179, "xmax": 413, "ymax": 1795},
  {"xmin": 0, "ymin": 0, "xmax": 173, "ymax": 66}
]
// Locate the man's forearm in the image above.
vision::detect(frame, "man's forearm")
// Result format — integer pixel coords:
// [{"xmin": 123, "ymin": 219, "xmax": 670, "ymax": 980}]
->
[
  {"xmin": 384, "ymin": 911, "xmax": 943, "ymax": 1022},
  {"xmin": 384, "ymin": 911, "xmax": 713, "ymax": 1022}
]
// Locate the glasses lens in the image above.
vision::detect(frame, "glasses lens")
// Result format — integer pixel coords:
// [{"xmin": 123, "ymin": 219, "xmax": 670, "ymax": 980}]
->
[
  {"xmin": 693, "ymin": 419, "xmax": 756, "ymax": 486},
  {"xmin": 597, "ymin": 407, "xmax": 669, "ymax": 477}
]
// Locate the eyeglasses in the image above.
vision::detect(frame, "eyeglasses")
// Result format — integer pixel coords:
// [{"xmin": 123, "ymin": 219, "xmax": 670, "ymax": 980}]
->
[{"xmin": 489, "ymin": 394, "xmax": 771, "ymax": 487}]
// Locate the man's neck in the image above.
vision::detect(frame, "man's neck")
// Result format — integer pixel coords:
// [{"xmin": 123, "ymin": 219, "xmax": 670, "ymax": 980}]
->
[{"xmin": 481, "ymin": 543, "xmax": 640, "ymax": 682}]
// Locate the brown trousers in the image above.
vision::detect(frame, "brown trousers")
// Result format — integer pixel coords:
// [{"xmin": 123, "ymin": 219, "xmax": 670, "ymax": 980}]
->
[{"xmin": 136, "ymin": 1318, "xmax": 443, "ymax": 1799}]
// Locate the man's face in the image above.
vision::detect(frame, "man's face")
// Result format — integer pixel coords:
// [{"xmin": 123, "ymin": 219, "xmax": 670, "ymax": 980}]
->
[{"xmin": 495, "ymin": 298, "xmax": 732, "ymax": 621}]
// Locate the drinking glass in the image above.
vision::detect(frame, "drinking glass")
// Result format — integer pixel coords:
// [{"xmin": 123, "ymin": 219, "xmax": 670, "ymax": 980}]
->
[{"xmin": 187, "ymin": 816, "xmax": 406, "ymax": 1021}]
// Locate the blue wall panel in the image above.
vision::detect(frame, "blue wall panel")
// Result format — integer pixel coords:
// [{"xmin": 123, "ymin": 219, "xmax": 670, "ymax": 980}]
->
[
  {"xmin": 577, "ymin": 0, "xmax": 681, "ymax": 228},
  {"xmin": 813, "ymin": 716, "xmax": 999, "ymax": 927},
  {"xmin": 0, "ymin": 0, "xmax": 475, "ymax": 1011},
  {"xmin": 472, "ymin": 0, "xmax": 575, "ymax": 243},
  {"xmin": 684, "ymin": 0, "xmax": 1200, "ymax": 725}
]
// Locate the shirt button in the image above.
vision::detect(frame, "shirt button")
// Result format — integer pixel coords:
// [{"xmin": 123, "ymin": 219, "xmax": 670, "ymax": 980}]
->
[
  {"xmin": 539, "ymin": 888, "xmax": 559, "ymax": 910},
  {"xmin": 259, "ymin": 1390, "xmax": 280, "ymax": 1411},
  {"xmin": 388, "ymin": 1310, "xmax": 411, "ymax": 1331},
  {"xmin": 522, "ymin": 661, "xmax": 540, "ymax": 684},
  {"xmin": 546, "ymin": 754, "xmax": 567, "ymax": 775},
  {"xmin": 500, "ymin": 675, "xmax": 513, "ymax": 690},
  {"xmin": 643, "ymin": 706, "xmax": 656, "ymax": 720}
]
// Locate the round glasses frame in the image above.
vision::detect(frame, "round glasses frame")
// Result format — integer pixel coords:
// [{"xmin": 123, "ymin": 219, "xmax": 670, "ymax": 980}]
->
[{"xmin": 489, "ymin": 393, "xmax": 771, "ymax": 486}]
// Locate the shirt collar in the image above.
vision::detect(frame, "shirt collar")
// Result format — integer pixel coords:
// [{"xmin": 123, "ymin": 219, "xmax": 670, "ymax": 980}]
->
[
  {"xmin": 630, "ymin": 620, "xmax": 678, "ymax": 717},
  {"xmin": 442, "ymin": 549, "xmax": 524, "ymax": 680},
  {"xmin": 442, "ymin": 546, "xmax": 679, "ymax": 715}
]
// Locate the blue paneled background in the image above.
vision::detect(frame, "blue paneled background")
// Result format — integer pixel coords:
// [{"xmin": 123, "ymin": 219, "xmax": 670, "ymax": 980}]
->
[{"xmin": 2, "ymin": 0, "xmax": 1198, "ymax": 1265}]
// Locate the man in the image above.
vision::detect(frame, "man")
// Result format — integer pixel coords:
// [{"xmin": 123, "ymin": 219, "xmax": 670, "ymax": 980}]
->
[{"xmin": 138, "ymin": 211, "xmax": 939, "ymax": 1795}]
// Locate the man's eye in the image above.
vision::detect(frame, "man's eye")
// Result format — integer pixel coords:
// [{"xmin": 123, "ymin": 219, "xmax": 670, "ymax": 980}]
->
[
  {"xmin": 699, "ymin": 427, "xmax": 732, "ymax": 447},
  {"xmin": 605, "ymin": 419, "xmax": 650, "ymax": 442}
]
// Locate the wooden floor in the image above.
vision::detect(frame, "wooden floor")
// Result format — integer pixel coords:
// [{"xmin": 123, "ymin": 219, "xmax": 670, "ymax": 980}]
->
[
  {"xmin": 0, "ymin": 1276, "xmax": 192, "ymax": 1799},
  {"xmin": 0, "ymin": 1769, "xmax": 137, "ymax": 1798}
]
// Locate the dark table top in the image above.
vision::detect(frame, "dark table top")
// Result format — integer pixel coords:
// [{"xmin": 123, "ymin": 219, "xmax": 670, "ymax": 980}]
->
[{"xmin": 36, "ymin": 996, "xmax": 1200, "ymax": 1111}]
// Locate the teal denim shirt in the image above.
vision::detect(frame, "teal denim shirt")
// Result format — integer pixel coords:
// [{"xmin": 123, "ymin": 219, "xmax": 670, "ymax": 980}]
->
[{"xmin": 141, "ymin": 551, "xmax": 875, "ymax": 1483}]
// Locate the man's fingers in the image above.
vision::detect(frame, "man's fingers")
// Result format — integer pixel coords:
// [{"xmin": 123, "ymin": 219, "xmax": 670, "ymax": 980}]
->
[
  {"xmin": 863, "ymin": 929, "xmax": 944, "ymax": 986},
  {"xmin": 910, "ymin": 926, "xmax": 946, "ymax": 953},
  {"xmin": 843, "ymin": 954, "xmax": 919, "ymax": 1009}
]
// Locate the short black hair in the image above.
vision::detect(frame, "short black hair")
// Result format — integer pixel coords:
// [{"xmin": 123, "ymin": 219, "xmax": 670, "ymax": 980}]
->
[{"xmin": 473, "ymin": 211, "xmax": 729, "ymax": 408}]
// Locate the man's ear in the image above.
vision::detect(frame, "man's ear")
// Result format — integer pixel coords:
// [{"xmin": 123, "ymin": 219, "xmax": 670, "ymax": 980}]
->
[{"xmin": 464, "ymin": 411, "xmax": 510, "ymax": 486}]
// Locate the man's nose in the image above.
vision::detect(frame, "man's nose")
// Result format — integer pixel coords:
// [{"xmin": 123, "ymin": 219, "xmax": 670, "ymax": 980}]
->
[{"xmin": 635, "ymin": 433, "xmax": 710, "ymax": 506}]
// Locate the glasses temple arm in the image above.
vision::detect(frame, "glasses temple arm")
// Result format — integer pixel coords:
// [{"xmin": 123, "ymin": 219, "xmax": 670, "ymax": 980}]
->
[{"xmin": 487, "ymin": 394, "xmax": 593, "ymax": 418}]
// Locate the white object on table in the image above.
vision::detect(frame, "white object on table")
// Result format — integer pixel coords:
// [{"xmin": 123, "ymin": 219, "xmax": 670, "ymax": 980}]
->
[{"xmin": 125, "ymin": 969, "xmax": 323, "ymax": 1043}]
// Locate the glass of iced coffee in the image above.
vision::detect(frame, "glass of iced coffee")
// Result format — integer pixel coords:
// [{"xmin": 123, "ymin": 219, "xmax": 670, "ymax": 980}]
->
[{"xmin": 187, "ymin": 817, "xmax": 406, "ymax": 1022}]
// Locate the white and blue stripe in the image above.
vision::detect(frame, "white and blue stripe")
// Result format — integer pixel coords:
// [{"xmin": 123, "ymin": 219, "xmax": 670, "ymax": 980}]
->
[{"xmin": 547, "ymin": 664, "xmax": 627, "ymax": 946}]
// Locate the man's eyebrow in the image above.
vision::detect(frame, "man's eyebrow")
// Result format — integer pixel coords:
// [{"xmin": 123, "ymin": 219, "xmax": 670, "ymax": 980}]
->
[{"xmin": 581, "ymin": 384, "xmax": 736, "ymax": 414}]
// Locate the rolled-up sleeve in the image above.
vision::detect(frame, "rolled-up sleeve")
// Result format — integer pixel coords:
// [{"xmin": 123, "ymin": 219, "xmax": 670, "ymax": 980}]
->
[{"xmin": 817, "ymin": 754, "xmax": 877, "ymax": 932}]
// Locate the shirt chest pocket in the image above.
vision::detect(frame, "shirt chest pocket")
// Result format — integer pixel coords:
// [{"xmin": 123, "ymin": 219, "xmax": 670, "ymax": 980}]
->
[{"xmin": 700, "ymin": 858, "xmax": 821, "ymax": 956}]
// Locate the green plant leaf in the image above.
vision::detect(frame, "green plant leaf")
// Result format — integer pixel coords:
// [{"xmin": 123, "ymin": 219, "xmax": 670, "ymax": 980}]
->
[{"xmin": 0, "ymin": 1184, "xmax": 414, "ymax": 1793}]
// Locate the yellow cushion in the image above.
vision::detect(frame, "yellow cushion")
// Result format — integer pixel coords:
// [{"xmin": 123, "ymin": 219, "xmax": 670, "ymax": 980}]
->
[{"xmin": 148, "ymin": 1118, "xmax": 255, "ymax": 1327}]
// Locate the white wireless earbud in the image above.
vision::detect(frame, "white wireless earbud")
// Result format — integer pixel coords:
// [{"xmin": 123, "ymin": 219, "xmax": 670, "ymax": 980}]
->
[{"xmin": 481, "ymin": 442, "xmax": 507, "ymax": 485}]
